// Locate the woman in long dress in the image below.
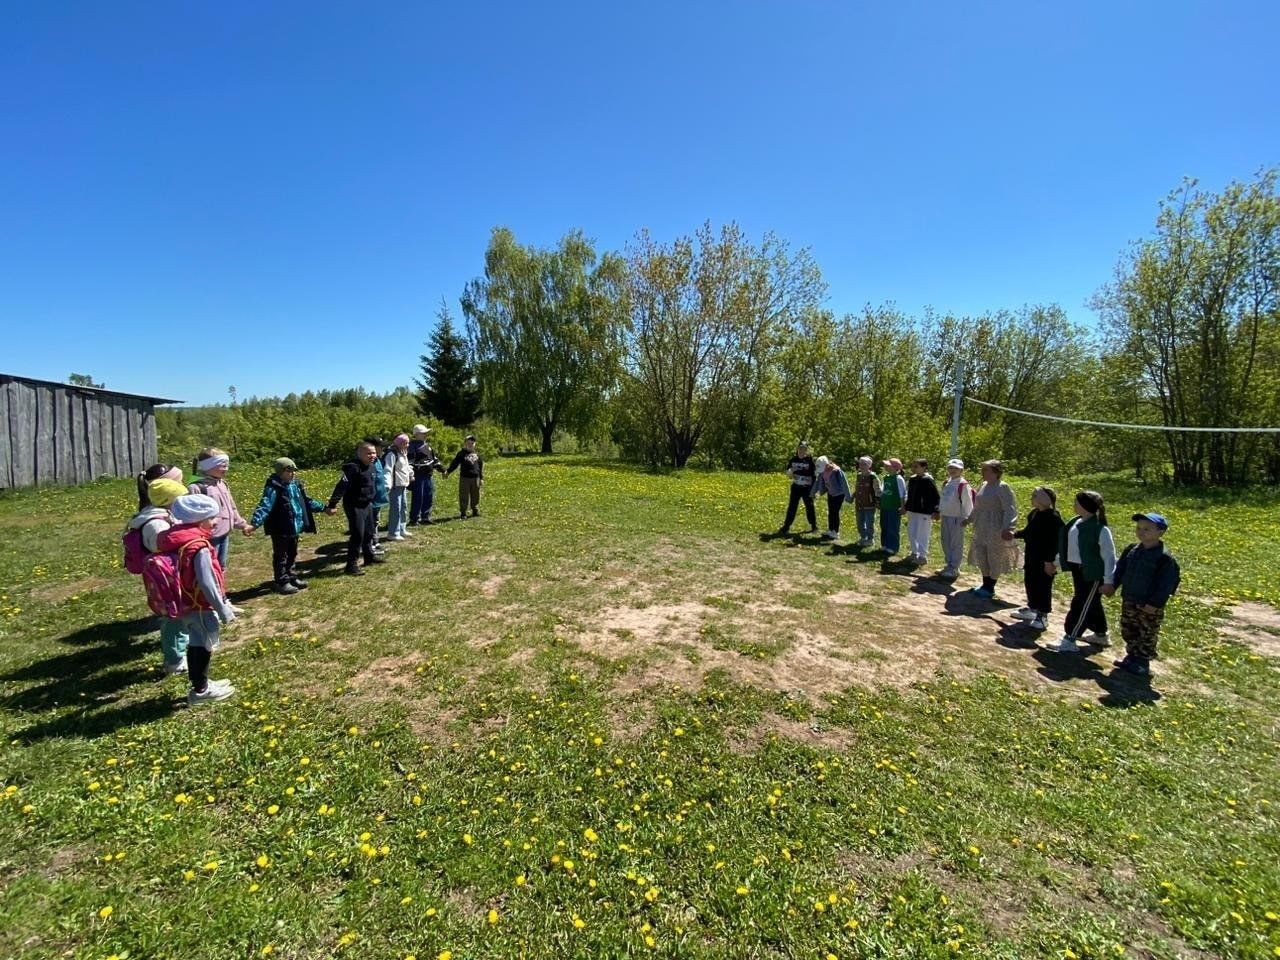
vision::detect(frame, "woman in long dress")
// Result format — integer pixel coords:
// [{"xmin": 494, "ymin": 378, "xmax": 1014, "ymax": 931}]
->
[{"xmin": 965, "ymin": 459, "xmax": 1020, "ymax": 600}]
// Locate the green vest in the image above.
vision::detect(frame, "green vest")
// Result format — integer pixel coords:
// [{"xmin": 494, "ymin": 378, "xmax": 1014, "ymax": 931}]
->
[
  {"xmin": 879, "ymin": 473, "xmax": 902, "ymax": 510},
  {"xmin": 1060, "ymin": 515, "xmax": 1104, "ymax": 581}
]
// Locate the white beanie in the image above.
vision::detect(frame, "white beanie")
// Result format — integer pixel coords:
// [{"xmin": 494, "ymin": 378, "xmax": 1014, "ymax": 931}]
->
[{"xmin": 170, "ymin": 493, "xmax": 220, "ymax": 524}]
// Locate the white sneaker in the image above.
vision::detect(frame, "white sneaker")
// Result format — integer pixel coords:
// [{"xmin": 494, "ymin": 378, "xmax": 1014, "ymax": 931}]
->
[
  {"xmin": 821, "ymin": 530, "xmax": 837, "ymax": 540},
  {"xmin": 401, "ymin": 530, "xmax": 414, "ymax": 538},
  {"xmin": 208, "ymin": 678, "xmax": 235, "ymax": 694},
  {"xmin": 1029, "ymin": 617, "xmax": 1047, "ymax": 631},
  {"xmin": 1088, "ymin": 632, "xmax": 1110, "ymax": 648},
  {"xmin": 388, "ymin": 535, "xmax": 405, "ymax": 542},
  {"xmin": 1011, "ymin": 607, "xmax": 1037, "ymax": 621},
  {"xmin": 188, "ymin": 684, "xmax": 233, "ymax": 705},
  {"xmin": 163, "ymin": 657, "xmax": 188, "ymax": 676},
  {"xmin": 1049, "ymin": 635, "xmax": 1080, "ymax": 654}
]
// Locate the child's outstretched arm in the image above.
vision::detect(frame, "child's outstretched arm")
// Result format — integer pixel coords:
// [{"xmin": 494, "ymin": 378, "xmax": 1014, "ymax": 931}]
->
[
  {"xmin": 194, "ymin": 549, "xmax": 236, "ymax": 623},
  {"xmin": 250, "ymin": 484, "xmax": 278, "ymax": 531}
]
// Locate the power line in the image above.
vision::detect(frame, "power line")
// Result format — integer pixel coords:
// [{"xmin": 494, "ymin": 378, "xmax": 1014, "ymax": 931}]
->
[{"xmin": 964, "ymin": 395, "xmax": 1280, "ymax": 433}]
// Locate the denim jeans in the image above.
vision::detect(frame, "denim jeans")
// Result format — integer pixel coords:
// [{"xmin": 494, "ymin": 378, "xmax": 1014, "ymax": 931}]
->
[
  {"xmin": 879, "ymin": 508, "xmax": 901, "ymax": 554},
  {"xmin": 410, "ymin": 473, "xmax": 435, "ymax": 522},
  {"xmin": 209, "ymin": 533, "xmax": 229, "ymax": 569},
  {"xmin": 387, "ymin": 487, "xmax": 408, "ymax": 537},
  {"xmin": 857, "ymin": 508, "xmax": 876, "ymax": 543}
]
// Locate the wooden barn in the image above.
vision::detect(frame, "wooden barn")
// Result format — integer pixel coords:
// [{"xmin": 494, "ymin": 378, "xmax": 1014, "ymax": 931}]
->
[{"xmin": 0, "ymin": 374, "xmax": 181, "ymax": 490}]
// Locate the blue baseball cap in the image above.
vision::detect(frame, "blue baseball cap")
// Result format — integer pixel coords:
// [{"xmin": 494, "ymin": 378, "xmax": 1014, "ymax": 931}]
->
[{"xmin": 1131, "ymin": 512, "xmax": 1169, "ymax": 530}]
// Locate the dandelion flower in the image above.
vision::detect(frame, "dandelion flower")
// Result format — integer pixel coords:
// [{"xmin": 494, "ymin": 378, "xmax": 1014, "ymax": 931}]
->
[{"xmin": 97, "ymin": 905, "xmax": 113, "ymax": 919}]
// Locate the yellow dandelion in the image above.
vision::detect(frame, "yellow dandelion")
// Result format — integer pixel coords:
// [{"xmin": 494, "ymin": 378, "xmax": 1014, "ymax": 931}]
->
[
  {"xmin": 488, "ymin": 908, "xmax": 500, "ymax": 925},
  {"xmin": 97, "ymin": 905, "xmax": 113, "ymax": 919}
]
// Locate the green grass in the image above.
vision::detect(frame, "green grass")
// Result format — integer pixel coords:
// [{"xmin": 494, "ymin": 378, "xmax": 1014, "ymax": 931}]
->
[{"xmin": 1, "ymin": 458, "xmax": 1278, "ymax": 960}]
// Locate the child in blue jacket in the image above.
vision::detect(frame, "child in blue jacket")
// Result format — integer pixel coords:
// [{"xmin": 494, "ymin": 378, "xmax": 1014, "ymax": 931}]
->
[
  {"xmin": 1102, "ymin": 512, "xmax": 1182, "ymax": 677},
  {"xmin": 248, "ymin": 458, "xmax": 327, "ymax": 594}
]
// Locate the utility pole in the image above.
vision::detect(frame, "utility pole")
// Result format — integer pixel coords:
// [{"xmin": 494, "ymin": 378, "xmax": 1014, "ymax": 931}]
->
[{"xmin": 949, "ymin": 358, "xmax": 964, "ymax": 459}]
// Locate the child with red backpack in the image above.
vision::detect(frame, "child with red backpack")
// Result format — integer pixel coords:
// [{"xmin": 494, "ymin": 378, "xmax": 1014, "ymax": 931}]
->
[
  {"xmin": 151, "ymin": 494, "xmax": 238, "ymax": 705},
  {"xmin": 123, "ymin": 467, "xmax": 189, "ymax": 674}
]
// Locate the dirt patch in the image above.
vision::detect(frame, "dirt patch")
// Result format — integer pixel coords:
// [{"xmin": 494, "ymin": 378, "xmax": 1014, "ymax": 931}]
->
[
  {"xmin": 1218, "ymin": 601, "xmax": 1280, "ymax": 659},
  {"xmin": 480, "ymin": 574, "xmax": 509, "ymax": 598},
  {"xmin": 349, "ymin": 653, "xmax": 426, "ymax": 692},
  {"xmin": 30, "ymin": 576, "xmax": 110, "ymax": 602},
  {"xmin": 727, "ymin": 711, "xmax": 857, "ymax": 753}
]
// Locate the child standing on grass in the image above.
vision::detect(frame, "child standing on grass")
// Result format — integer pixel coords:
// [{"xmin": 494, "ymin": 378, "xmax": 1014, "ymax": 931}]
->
[
  {"xmin": 1103, "ymin": 512, "xmax": 1181, "ymax": 677},
  {"xmin": 937, "ymin": 458, "xmax": 973, "ymax": 579},
  {"xmin": 248, "ymin": 458, "xmax": 327, "ymax": 595},
  {"xmin": 189, "ymin": 447, "xmax": 253, "ymax": 578},
  {"xmin": 813, "ymin": 455, "xmax": 851, "ymax": 540},
  {"xmin": 903, "ymin": 458, "xmax": 940, "ymax": 566},
  {"xmin": 964, "ymin": 460, "xmax": 1019, "ymax": 599},
  {"xmin": 329, "ymin": 442, "xmax": 385, "ymax": 576},
  {"xmin": 1048, "ymin": 490, "xmax": 1116, "ymax": 654},
  {"xmin": 408, "ymin": 424, "xmax": 442, "ymax": 525},
  {"xmin": 878, "ymin": 458, "xmax": 908, "ymax": 555},
  {"xmin": 365, "ymin": 436, "xmax": 390, "ymax": 551},
  {"xmin": 1011, "ymin": 486, "xmax": 1064, "ymax": 632},
  {"xmin": 125, "ymin": 467, "xmax": 189, "ymax": 674},
  {"xmin": 446, "ymin": 434, "xmax": 485, "ymax": 519},
  {"xmin": 777, "ymin": 441, "xmax": 818, "ymax": 534},
  {"xmin": 156, "ymin": 494, "xmax": 238, "ymax": 705},
  {"xmin": 383, "ymin": 434, "xmax": 413, "ymax": 541},
  {"xmin": 852, "ymin": 456, "xmax": 882, "ymax": 547}
]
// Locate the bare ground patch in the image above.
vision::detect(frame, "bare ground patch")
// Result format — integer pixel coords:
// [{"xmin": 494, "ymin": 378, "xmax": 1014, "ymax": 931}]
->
[
  {"xmin": 727, "ymin": 710, "xmax": 858, "ymax": 753},
  {"xmin": 1218, "ymin": 601, "xmax": 1280, "ymax": 659},
  {"xmin": 30, "ymin": 576, "xmax": 111, "ymax": 602}
]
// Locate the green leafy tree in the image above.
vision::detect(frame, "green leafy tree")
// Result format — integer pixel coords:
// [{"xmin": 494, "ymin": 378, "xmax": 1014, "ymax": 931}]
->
[
  {"xmin": 622, "ymin": 222, "xmax": 825, "ymax": 467},
  {"xmin": 416, "ymin": 302, "xmax": 482, "ymax": 427},
  {"xmin": 1092, "ymin": 170, "xmax": 1280, "ymax": 484},
  {"xmin": 67, "ymin": 373, "xmax": 104, "ymax": 388},
  {"xmin": 463, "ymin": 227, "xmax": 627, "ymax": 454}
]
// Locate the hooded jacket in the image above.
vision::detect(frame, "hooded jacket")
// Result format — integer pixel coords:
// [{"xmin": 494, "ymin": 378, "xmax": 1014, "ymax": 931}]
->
[{"xmin": 127, "ymin": 506, "xmax": 172, "ymax": 553}]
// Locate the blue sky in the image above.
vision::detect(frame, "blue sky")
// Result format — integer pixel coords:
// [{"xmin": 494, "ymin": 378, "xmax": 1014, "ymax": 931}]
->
[{"xmin": 2, "ymin": 1, "xmax": 1277, "ymax": 406}]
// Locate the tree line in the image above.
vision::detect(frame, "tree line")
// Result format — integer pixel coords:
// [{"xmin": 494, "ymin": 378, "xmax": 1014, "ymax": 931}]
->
[{"xmin": 161, "ymin": 169, "xmax": 1279, "ymax": 484}]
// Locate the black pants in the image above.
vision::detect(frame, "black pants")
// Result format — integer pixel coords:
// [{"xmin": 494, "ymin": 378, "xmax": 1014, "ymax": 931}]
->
[
  {"xmin": 1023, "ymin": 563, "xmax": 1055, "ymax": 614},
  {"xmin": 1064, "ymin": 566, "xmax": 1107, "ymax": 636},
  {"xmin": 344, "ymin": 504, "xmax": 377, "ymax": 568},
  {"xmin": 783, "ymin": 485, "xmax": 816, "ymax": 531},
  {"xmin": 827, "ymin": 497, "xmax": 843, "ymax": 534},
  {"xmin": 271, "ymin": 533, "xmax": 299, "ymax": 584},
  {"xmin": 187, "ymin": 646, "xmax": 211, "ymax": 692}
]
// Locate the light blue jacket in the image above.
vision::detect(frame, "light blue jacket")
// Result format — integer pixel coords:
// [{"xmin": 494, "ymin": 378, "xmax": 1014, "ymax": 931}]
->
[
  {"xmin": 372, "ymin": 459, "xmax": 390, "ymax": 508},
  {"xmin": 815, "ymin": 467, "xmax": 851, "ymax": 501}
]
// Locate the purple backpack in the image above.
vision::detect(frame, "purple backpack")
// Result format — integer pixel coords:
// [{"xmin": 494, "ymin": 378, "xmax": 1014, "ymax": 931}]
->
[{"xmin": 122, "ymin": 526, "xmax": 149, "ymax": 575}]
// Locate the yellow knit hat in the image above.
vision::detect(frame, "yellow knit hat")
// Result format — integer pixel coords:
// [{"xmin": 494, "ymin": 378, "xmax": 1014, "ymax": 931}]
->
[{"xmin": 148, "ymin": 477, "xmax": 188, "ymax": 507}]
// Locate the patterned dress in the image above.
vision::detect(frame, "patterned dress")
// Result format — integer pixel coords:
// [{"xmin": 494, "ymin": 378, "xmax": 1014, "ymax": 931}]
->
[{"xmin": 966, "ymin": 480, "xmax": 1020, "ymax": 577}]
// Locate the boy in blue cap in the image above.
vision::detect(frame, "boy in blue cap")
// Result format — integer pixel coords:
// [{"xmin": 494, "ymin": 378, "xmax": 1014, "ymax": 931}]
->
[{"xmin": 1102, "ymin": 512, "xmax": 1181, "ymax": 677}]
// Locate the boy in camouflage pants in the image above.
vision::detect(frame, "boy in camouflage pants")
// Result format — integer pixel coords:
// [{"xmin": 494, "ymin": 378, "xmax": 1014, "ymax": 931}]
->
[{"xmin": 1102, "ymin": 512, "xmax": 1181, "ymax": 678}]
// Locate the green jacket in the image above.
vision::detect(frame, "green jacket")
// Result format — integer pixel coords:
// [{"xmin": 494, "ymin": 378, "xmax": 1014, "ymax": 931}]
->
[{"xmin": 1060, "ymin": 516, "xmax": 1105, "ymax": 581}]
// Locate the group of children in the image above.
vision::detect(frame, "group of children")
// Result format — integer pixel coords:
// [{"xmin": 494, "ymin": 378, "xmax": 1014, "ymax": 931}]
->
[
  {"xmin": 779, "ymin": 443, "xmax": 1182, "ymax": 679},
  {"xmin": 122, "ymin": 428, "xmax": 485, "ymax": 706}
]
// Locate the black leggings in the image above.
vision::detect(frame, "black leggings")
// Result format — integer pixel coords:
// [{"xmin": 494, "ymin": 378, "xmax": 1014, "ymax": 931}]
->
[
  {"xmin": 344, "ymin": 505, "xmax": 377, "ymax": 567},
  {"xmin": 1023, "ymin": 563, "xmax": 1055, "ymax": 614},
  {"xmin": 783, "ymin": 485, "xmax": 816, "ymax": 530},
  {"xmin": 827, "ymin": 497, "xmax": 843, "ymax": 533},
  {"xmin": 187, "ymin": 646, "xmax": 211, "ymax": 692}
]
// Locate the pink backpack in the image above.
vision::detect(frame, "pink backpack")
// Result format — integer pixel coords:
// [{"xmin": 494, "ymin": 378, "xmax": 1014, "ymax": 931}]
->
[
  {"xmin": 122, "ymin": 526, "xmax": 149, "ymax": 575},
  {"xmin": 142, "ymin": 552, "xmax": 184, "ymax": 618}
]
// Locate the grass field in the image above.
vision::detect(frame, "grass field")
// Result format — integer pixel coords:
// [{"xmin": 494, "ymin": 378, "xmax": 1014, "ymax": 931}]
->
[{"xmin": 1, "ymin": 457, "xmax": 1278, "ymax": 960}]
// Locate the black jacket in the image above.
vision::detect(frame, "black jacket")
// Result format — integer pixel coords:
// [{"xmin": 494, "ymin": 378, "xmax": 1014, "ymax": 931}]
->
[
  {"xmin": 328, "ymin": 459, "xmax": 377, "ymax": 510},
  {"xmin": 446, "ymin": 448, "xmax": 484, "ymax": 479},
  {"xmin": 904, "ymin": 474, "xmax": 940, "ymax": 514},
  {"xmin": 1014, "ymin": 508, "xmax": 1065, "ymax": 567}
]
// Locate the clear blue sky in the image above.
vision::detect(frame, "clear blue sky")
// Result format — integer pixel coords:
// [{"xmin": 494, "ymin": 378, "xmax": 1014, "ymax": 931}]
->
[{"xmin": 3, "ymin": 1, "xmax": 1277, "ymax": 406}]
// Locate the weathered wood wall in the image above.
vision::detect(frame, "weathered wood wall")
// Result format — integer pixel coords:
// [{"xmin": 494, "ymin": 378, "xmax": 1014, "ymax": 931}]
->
[{"xmin": 0, "ymin": 378, "xmax": 159, "ymax": 489}]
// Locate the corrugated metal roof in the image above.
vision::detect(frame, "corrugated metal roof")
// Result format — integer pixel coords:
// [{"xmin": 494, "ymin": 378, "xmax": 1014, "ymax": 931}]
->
[{"xmin": 0, "ymin": 373, "xmax": 182, "ymax": 405}]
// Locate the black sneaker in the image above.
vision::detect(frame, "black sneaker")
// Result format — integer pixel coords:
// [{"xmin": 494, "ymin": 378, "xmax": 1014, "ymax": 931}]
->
[
  {"xmin": 1113, "ymin": 658, "xmax": 1151, "ymax": 677},
  {"xmin": 344, "ymin": 565, "xmax": 365, "ymax": 576},
  {"xmin": 365, "ymin": 554, "xmax": 387, "ymax": 565},
  {"xmin": 459, "ymin": 513, "xmax": 468, "ymax": 520},
  {"xmin": 470, "ymin": 510, "xmax": 480, "ymax": 518},
  {"xmin": 275, "ymin": 581, "xmax": 300, "ymax": 595},
  {"xmin": 290, "ymin": 577, "xmax": 309, "ymax": 590},
  {"xmin": 422, "ymin": 518, "xmax": 433, "ymax": 525}
]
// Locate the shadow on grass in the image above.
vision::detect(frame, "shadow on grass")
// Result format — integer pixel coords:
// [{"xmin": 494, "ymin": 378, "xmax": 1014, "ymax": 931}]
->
[
  {"xmin": 1030, "ymin": 648, "xmax": 1162, "ymax": 707},
  {"xmin": 995, "ymin": 621, "xmax": 1041, "ymax": 650},
  {"xmin": 8, "ymin": 694, "xmax": 180, "ymax": 744},
  {"xmin": 0, "ymin": 617, "xmax": 183, "ymax": 742}
]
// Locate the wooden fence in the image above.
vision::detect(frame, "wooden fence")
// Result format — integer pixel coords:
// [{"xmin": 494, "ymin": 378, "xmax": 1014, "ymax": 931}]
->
[{"xmin": 0, "ymin": 376, "xmax": 163, "ymax": 489}]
